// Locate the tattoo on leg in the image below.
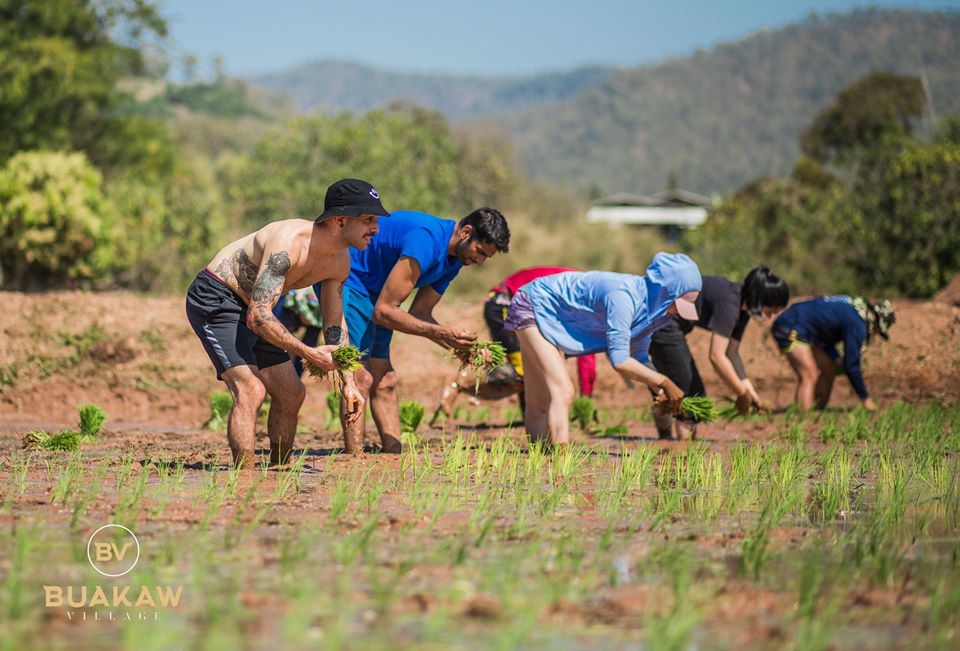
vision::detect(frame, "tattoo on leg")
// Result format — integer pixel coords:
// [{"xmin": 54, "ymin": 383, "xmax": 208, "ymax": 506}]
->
[{"xmin": 324, "ymin": 326, "xmax": 344, "ymax": 345}]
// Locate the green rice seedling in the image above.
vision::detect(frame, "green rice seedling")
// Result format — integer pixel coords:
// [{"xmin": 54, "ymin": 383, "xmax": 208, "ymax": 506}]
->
[
  {"xmin": 52, "ymin": 451, "xmax": 84, "ymax": 504},
  {"xmin": 77, "ymin": 403, "xmax": 106, "ymax": 439},
  {"xmin": 114, "ymin": 453, "xmax": 137, "ymax": 491},
  {"xmin": 548, "ymin": 444, "xmax": 591, "ymax": 485},
  {"xmin": 274, "ymin": 451, "xmax": 308, "ymax": 500},
  {"xmin": 333, "ymin": 513, "xmax": 381, "ymax": 566},
  {"xmin": 740, "ymin": 499, "xmax": 785, "ymax": 579},
  {"xmin": 4, "ymin": 523, "xmax": 39, "ymax": 620},
  {"xmin": 641, "ymin": 548, "xmax": 700, "ymax": 650},
  {"xmin": 11, "ymin": 452, "xmax": 31, "ymax": 495},
  {"xmin": 926, "ymin": 578, "xmax": 960, "ymax": 647},
  {"xmin": 814, "ymin": 446, "xmax": 853, "ymax": 520},
  {"xmin": 113, "ymin": 467, "xmax": 149, "ymax": 528},
  {"xmin": 328, "ymin": 475, "xmax": 353, "ymax": 522},
  {"xmin": 793, "ymin": 551, "xmax": 839, "ymax": 651},
  {"xmin": 204, "ymin": 390, "xmax": 233, "ymax": 430},
  {"xmin": 400, "ymin": 400, "xmax": 425, "ymax": 434},
  {"xmin": 597, "ymin": 448, "xmax": 656, "ymax": 516},
  {"xmin": 569, "ymin": 396, "xmax": 597, "ymax": 432}
]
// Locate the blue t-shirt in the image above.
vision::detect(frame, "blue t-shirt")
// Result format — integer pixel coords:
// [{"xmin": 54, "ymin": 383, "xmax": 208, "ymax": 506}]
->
[
  {"xmin": 343, "ymin": 211, "xmax": 463, "ymax": 299},
  {"xmin": 773, "ymin": 296, "xmax": 870, "ymax": 399},
  {"xmin": 522, "ymin": 253, "xmax": 702, "ymax": 366}
]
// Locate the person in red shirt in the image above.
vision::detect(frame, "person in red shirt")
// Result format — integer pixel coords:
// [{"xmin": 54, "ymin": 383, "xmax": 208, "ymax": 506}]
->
[{"xmin": 431, "ymin": 267, "xmax": 597, "ymax": 424}]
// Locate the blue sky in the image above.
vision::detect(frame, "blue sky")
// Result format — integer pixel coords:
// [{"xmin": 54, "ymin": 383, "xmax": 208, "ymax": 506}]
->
[{"xmin": 160, "ymin": 0, "xmax": 960, "ymax": 78}]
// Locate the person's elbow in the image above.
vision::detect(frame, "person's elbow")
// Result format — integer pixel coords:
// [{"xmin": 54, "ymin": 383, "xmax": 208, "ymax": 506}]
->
[
  {"xmin": 372, "ymin": 302, "xmax": 396, "ymax": 326},
  {"xmin": 612, "ymin": 358, "xmax": 633, "ymax": 375}
]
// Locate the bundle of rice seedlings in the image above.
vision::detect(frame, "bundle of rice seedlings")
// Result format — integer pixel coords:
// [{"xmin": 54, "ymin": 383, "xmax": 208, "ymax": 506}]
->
[
  {"xmin": 654, "ymin": 395, "xmax": 720, "ymax": 423},
  {"xmin": 78, "ymin": 404, "xmax": 107, "ymax": 439},
  {"xmin": 570, "ymin": 396, "xmax": 597, "ymax": 432},
  {"xmin": 304, "ymin": 346, "xmax": 366, "ymax": 390},
  {"xmin": 23, "ymin": 429, "xmax": 81, "ymax": 452},
  {"xmin": 400, "ymin": 400, "xmax": 425, "ymax": 434},
  {"xmin": 455, "ymin": 341, "xmax": 507, "ymax": 373},
  {"xmin": 455, "ymin": 341, "xmax": 507, "ymax": 391},
  {"xmin": 680, "ymin": 397, "xmax": 719, "ymax": 423}
]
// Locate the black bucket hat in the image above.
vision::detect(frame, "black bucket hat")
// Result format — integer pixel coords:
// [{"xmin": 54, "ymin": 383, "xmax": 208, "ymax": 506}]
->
[{"xmin": 316, "ymin": 179, "xmax": 390, "ymax": 221}]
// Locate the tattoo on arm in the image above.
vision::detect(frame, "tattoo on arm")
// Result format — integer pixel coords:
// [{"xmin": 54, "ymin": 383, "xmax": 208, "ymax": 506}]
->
[
  {"xmin": 324, "ymin": 326, "xmax": 344, "ymax": 346},
  {"xmin": 249, "ymin": 251, "xmax": 292, "ymax": 328}
]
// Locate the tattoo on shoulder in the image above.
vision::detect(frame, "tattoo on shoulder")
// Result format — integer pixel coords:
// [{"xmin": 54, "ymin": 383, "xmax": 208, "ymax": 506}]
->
[
  {"xmin": 250, "ymin": 251, "xmax": 292, "ymax": 306},
  {"xmin": 324, "ymin": 325, "xmax": 344, "ymax": 345}
]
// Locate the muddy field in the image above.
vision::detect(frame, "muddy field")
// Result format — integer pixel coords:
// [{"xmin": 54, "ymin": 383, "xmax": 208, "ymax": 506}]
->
[{"xmin": 1, "ymin": 291, "xmax": 959, "ymax": 650}]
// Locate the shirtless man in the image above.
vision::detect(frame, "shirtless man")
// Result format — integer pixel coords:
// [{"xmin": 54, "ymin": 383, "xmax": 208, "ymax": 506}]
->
[{"xmin": 185, "ymin": 179, "xmax": 389, "ymax": 468}]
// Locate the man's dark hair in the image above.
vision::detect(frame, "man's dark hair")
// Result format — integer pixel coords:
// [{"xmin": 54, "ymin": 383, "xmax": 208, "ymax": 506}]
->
[
  {"xmin": 459, "ymin": 208, "xmax": 510, "ymax": 252},
  {"xmin": 741, "ymin": 266, "xmax": 790, "ymax": 315}
]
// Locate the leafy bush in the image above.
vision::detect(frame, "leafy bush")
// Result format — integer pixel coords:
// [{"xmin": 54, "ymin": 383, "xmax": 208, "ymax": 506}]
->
[{"xmin": 0, "ymin": 152, "xmax": 120, "ymax": 289}]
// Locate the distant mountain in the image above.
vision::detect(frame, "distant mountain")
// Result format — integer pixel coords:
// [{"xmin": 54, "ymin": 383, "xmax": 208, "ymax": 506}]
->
[
  {"xmin": 504, "ymin": 9, "xmax": 960, "ymax": 194},
  {"xmin": 250, "ymin": 61, "xmax": 614, "ymax": 117},
  {"xmin": 247, "ymin": 9, "xmax": 960, "ymax": 195}
]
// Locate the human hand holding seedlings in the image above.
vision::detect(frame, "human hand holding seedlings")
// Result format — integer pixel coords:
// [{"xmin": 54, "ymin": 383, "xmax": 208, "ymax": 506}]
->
[
  {"xmin": 302, "ymin": 344, "xmax": 339, "ymax": 372},
  {"xmin": 735, "ymin": 391, "xmax": 753, "ymax": 415},
  {"xmin": 658, "ymin": 377, "xmax": 685, "ymax": 415},
  {"xmin": 436, "ymin": 326, "xmax": 477, "ymax": 351}
]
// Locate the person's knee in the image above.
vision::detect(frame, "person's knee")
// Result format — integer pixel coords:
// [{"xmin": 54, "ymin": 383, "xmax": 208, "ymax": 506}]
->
[
  {"xmin": 798, "ymin": 365, "xmax": 819, "ymax": 385},
  {"xmin": 230, "ymin": 376, "xmax": 266, "ymax": 413},
  {"xmin": 270, "ymin": 378, "xmax": 305, "ymax": 411},
  {"xmin": 354, "ymin": 366, "xmax": 374, "ymax": 393},
  {"xmin": 371, "ymin": 368, "xmax": 398, "ymax": 398}
]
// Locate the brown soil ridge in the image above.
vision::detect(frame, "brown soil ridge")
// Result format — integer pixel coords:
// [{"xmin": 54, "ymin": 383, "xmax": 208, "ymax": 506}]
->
[{"xmin": 1, "ymin": 291, "xmax": 958, "ymax": 431}]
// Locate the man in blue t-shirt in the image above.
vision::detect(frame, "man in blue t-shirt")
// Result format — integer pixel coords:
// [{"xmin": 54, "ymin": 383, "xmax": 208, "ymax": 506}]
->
[{"xmin": 318, "ymin": 208, "xmax": 511, "ymax": 453}]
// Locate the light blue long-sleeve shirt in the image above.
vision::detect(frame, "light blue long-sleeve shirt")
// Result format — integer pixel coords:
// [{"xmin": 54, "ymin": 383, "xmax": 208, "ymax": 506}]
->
[{"xmin": 522, "ymin": 252, "xmax": 702, "ymax": 366}]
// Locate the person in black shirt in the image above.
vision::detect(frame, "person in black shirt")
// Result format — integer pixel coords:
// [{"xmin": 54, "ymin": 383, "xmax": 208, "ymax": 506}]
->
[{"xmin": 649, "ymin": 266, "xmax": 790, "ymax": 439}]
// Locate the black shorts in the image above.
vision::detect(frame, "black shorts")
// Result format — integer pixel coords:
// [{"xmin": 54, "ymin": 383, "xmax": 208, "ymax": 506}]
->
[
  {"xmin": 484, "ymin": 294, "xmax": 520, "ymax": 354},
  {"xmin": 185, "ymin": 271, "xmax": 290, "ymax": 380}
]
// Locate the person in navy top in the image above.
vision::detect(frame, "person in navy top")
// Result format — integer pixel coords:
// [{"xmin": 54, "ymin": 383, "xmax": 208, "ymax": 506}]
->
[
  {"xmin": 772, "ymin": 296, "xmax": 896, "ymax": 412},
  {"xmin": 318, "ymin": 208, "xmax": 510, "ymax": 454}
]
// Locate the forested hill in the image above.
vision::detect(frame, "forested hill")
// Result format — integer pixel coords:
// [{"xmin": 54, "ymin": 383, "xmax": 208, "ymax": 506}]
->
[
  {"xmin": 250, "ymin": 61, "xmax": 614, "ymax": 117},
  {"xmin": 248, "ymin": 9, "xmax": 960, "ymax": 195},
  {"xmin": 504, "ymin": 9, "xmax": 960, "ymax": 194}
]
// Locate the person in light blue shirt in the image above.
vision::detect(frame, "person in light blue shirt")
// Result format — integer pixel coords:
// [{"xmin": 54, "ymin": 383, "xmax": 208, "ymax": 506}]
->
[
  {"xmin": 318, "ymin": 208, "xmax": 511, "ymax": 454},
  {"xmin": 504, "ymin": 252, "xmax": 702, "ymax": 445}
]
